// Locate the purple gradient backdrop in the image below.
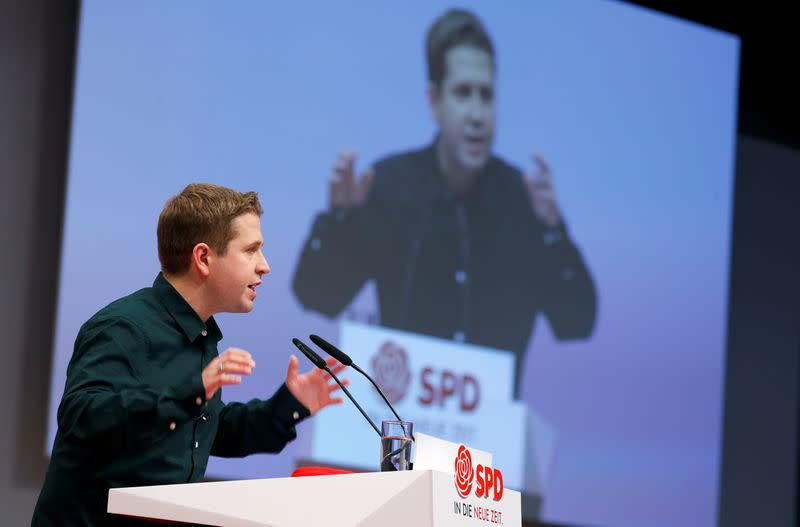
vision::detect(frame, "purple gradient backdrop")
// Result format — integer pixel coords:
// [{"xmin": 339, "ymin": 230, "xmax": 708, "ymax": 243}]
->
[{"xmin": 48, "ymin": 2, "xmax": 738, "ymax": 526}]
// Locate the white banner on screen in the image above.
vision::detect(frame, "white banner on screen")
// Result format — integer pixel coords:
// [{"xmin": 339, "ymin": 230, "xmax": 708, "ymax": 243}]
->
[{"xmin": 311, "ymin": 321, "xmax": 528, "ymax": 489}]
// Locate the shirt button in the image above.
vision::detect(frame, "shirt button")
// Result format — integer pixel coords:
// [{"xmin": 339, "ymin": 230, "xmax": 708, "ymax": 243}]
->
[
  {"xmin": 453, "ymin": 331, "xmax": 465, "ymax": 342},
  {"xmin": 454, "ymin": 270, "xmax": 468, "ymax": 284},
  {"xmin": 562, "ymin": 268, "xmax": 574, "ymax": 281},
  {"xmin": 195, "ymin": 441, "xmax": 199, "ymax": 449},
  {"xmin": 292, "ymin": 411, "xmax": 300, "ymax": 421},
  {"xmin": 310, "ymin": 238, "xmax": 321, "ymax": 251},
  {"xmin": 196, "ymin": 397, "xmax": 203, "ymax": 406},
  {"xmin": 169, "ymin": 422, "xmax": 176, "ymax": 431},
  {"xmin": 201, "ymin": 329, "xmax": 208, "ymax": 337}
]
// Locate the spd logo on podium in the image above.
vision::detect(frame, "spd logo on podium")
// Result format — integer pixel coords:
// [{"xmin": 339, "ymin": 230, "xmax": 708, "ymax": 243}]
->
[{"xmin": 454, "ymin": 444, "xmax": 504, "ymax": 501}]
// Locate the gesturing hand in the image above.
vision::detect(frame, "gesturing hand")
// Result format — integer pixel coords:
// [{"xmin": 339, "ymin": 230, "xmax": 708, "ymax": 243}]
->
[
  {"xmin": 524, "ymin": 153, "xmax": 562, "ymax": 228},
  {"xmin": 202, "ymin": 347, "xmax": 255, "ymax": 400},
  {"xmin": 285, "ymin": 354, "xmax": 347, "ymax": 415},
  {"xmin": 329, "ymin": 149, "xmax": 374, "ymax": 210}
]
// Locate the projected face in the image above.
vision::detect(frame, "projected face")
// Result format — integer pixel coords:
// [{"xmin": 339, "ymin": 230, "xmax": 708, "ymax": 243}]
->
[
  {"xmin": 430, "ymin": 45, "xmax": 495, "ymax": 189},
  {"xmin": 207, "ymin": 212, "xmax": 270, "ymax": 315}
]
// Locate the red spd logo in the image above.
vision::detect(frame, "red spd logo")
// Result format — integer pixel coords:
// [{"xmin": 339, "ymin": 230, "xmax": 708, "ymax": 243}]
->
[
  {"xmin": 454, "ymin": 445, "xmax": 474, "ymax": 497},
  {"xmin": 371, "ymin": 341, "xmax": 411, "ymax": 404},
  {"xmin": 454, "ymin": 445, "xmax": 504, "ymax": 501}
]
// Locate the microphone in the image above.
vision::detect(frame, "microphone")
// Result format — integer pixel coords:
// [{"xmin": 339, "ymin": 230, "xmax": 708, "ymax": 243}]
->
[
  {"xmin": 291, "ymin": 338, "xmax": 381, "ymax": 437},
  {"xmin": 309, "ymin": 334, "xmax": 414, "ymax": 441}
]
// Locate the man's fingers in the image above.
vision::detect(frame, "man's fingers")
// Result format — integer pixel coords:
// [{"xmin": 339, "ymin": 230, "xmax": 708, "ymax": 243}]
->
[
  {"xmin": 333, "ymin": 159, "xmax": 353, "ymax": 180},
  {"xmin": 524, "ymin": 176, "xmax": 545, "ymax": 193},
  {"xmin": 210, "ymin": 349, "xmax": 255, "ymax": 384},
  {"xmin": 215, "ymin": 358, "xmax": 254, "ymax": 374},
  {"xmin": 327, "ymin": 378, "xmax": 348, "ymax": 393},
  {"xmin": 203, "ymin": 351, "xmax": 254, "ymax": 399},
  {"xmin": 525, "ymin": 174, "xmax": 553, "ymax": 194},
  {"xmin": 323, "ymin": 356, "xmax": 347, "ymax": 374},
  {"xmin": 323, "ymin": 356, "xmax": 340, "ymax": 368},
  {"xmin": 531, "ymin": 188, "xmax": 555, "ymax": 202},
  {"xmin": 218, "ymin": 362, "xmax": 253, "ymax": 375},
  {"xmin": 330, "ymin": 179, "xmax": 351, "ymax": 209},
  {"xmin": 285, "ymin": 354, "xmax": 300, "ymax": 382},
  {"xmin": 219, "ymin": 349, "xmax": 255, "ymax": 367},
  {"xmin": 531, "ymin": 152, "xmax": 551, "ymax": 174},
  {"xmin": 329, "ymin": 362, "xmax": 346, "ymax": 376},
  {"xmin": 220, "ymin": 355, "xmax": 255, "ymax": 368},
  {"xmin": 205, "ymin": 373, "xmax": 243, "ymax": 399},
  {"xmin": 219, "ymin": 374, "xmax": 242, "ymax": 385},
  {"xmin": 530, "ymin": 153, "xmax": 553, "ymax": 185},
  {"xmin": 330, "ymin": 149, "xmax": 371, "ymax": 210},
  {"xmin": 330, "ymin": 178, "xmax": 342, "ymax": 198},
  {"xmin": 221, "ymin": 347, "xmax": 253, "ymax": 360},
  {"xmin": 341, "ymin": 148, "xmax": 358, "ymax": 162},
  {"xmin": 335, "ymin": 149, "xmax": 357, "ymax": 181}
]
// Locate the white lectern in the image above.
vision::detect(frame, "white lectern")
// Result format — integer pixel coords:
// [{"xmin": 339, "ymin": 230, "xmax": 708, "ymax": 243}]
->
[{"xmin": 108, "ymin": 470, "xmax": 521, "ymax": 526}]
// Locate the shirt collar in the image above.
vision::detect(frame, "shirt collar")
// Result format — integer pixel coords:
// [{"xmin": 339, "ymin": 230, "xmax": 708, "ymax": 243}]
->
[
  {"xmin": 152, "ymin": 272, "xmax": 223, "ymax": 343},
  {"xmin": 426, "ymin": 135, "xmax": 490, "ymax": 203}
]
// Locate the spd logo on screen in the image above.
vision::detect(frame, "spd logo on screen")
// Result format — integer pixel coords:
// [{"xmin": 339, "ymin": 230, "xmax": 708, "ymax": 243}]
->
[
  {"xmin": 370, "ymin": 341, "xmax": 411, "ymax": 404},
  {"xmin": 370, "ymin": 340, "xmax": 482, "ymax": 412}
]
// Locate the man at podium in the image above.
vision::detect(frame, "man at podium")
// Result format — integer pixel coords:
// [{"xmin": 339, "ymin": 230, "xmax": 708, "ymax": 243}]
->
[
  {"xmin": 292, "ymin": 8, "xmax": 597, "ymax": 396},
  {"xmin": 32, "ymin": 184, "xmax": 346, "ymax": 526}
]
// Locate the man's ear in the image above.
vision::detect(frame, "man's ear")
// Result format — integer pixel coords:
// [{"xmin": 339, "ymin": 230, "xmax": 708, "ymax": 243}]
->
[{"xmin": 191, "ymin": 243, "xmax": 212, "ymax": 278}]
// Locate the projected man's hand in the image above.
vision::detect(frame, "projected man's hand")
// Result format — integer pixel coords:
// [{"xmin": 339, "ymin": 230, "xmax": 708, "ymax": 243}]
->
[
  {"xmin": 525, "ymin": 153, "xmax": 562, "ymax": 228},
  {"xmin": 329, "ymin": 149, "xmax": 374, "ymax": 210}
]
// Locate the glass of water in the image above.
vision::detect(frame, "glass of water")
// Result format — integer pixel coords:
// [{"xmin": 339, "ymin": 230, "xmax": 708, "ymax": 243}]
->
[{"xmin": 380, "ymin": 420, "xmax": 414, "ymax": 472}]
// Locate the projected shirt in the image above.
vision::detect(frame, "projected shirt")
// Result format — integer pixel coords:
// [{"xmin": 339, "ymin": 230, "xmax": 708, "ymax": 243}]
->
[
  {"xmin": 33, "ymin": 273, "xmax": 309, "ymax": 526},
  {"xmin": 292, "ymin": 141, "xmax": 597, "ymax": 395}
]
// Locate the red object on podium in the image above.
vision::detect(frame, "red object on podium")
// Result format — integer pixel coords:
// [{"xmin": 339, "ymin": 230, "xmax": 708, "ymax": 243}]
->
[{"xmin": 290, "ymin": 466, "xmax": 353, "ymax": 477}]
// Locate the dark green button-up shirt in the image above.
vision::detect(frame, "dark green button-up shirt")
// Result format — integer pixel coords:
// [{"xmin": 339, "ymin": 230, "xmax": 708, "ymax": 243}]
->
[{"xmin": 32, "ymin": 273, "xmax": 310, "ymax": 526}]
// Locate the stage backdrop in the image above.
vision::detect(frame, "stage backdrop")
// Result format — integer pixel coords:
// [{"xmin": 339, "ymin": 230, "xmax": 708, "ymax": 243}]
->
[{"xmin": 48, "ymin": 2, "xmax": 739, "ymax": 526}]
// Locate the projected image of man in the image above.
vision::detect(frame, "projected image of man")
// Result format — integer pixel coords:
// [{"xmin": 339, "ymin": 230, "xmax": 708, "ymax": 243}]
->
[{"xmin": 292, "ymin": 8, "xmax": 597, "ymax": 395}]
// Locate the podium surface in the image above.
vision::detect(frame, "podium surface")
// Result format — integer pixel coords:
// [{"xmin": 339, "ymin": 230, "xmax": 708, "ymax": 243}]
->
[{"xmin": 108, "ymin": 470, "xmax": 521, "ymax": 526}]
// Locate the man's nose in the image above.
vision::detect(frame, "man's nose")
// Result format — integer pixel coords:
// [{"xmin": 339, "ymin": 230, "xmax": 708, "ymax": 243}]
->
[
  {"xmin": 257, "ymin": 251, "xmax": 270, "ymax": 275},
  {"xmin": 466, "ymin": 93, "xmax": 488, "ymax": 122}
]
